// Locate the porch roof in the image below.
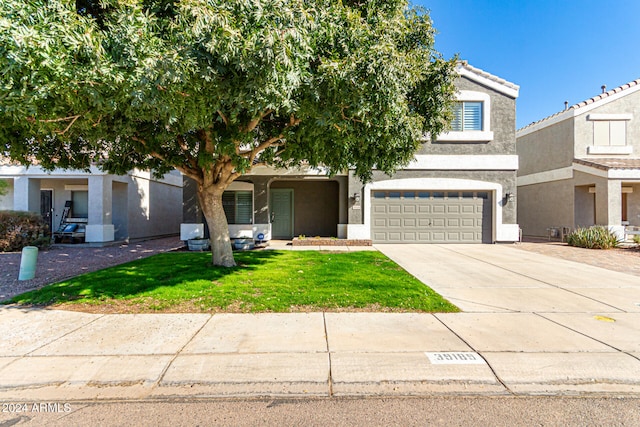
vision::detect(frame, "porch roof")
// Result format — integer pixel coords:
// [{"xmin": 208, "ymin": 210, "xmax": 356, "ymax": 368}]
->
[{"xmin": 574, "ymin": 158, "xmax": 640, "ymax": 170}]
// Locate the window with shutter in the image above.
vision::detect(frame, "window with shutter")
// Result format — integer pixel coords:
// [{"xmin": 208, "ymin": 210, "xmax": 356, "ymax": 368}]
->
[
  {"xmin": 222, "ymin": 191, "xmax": 253, "ymax": 224},
  {"xmin": 222, "ymin": 192, "xmax": 236, "ymax": 224},
  {"xmin": 437, "ymin": 90, "xmax": 493, "ymax": 142},
  {"xmin": 451, "ymin": 102, "xmax": 483, "ymax": 131},
  {"xmin": 235, "ymin": 192, "xmax": 253, "ymax": 224}
]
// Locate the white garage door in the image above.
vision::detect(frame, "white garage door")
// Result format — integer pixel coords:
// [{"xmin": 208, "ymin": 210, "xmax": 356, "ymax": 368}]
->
[{"xmin": 371, "ymin": 191, "xmax": 492, "ymax": 243}]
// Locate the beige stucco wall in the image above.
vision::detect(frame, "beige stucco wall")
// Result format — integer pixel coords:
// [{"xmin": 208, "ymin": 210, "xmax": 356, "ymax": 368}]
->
[
  {"xmin": 627, "ymin": 183, "xmax": 640, "ymax": 226},
  {"xmin": 517, "ymin": 86, "xmax": 640, "ymax": 236},
  {"xmin": 517, "ymin": 118, "xmax": 574, "ymax": 176},
  {"xmin": 573, "ymin": 88, "xmax": 640, "ymax": 158},
  {"xmin": 128, "ymin": 173, "xmax": 183, "ymax": 240},
  {"xmin": 517, "ymin": 180, "xmax": 574, "ymax": 237},
  {"xmin": 573, "ymin": 170, "xmax": 621, "ymax": 227}
]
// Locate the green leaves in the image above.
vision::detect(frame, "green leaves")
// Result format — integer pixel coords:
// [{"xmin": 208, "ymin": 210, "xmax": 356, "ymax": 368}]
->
[{"xmin": 0, "ymin": 0, "xmax": 456, "ymax": 184}]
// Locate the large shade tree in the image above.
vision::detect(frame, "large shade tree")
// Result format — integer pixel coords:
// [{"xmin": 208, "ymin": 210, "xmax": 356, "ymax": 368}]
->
[{"xmin": 0, "ymin": 0, "xmax": 457, "ymax": 266}]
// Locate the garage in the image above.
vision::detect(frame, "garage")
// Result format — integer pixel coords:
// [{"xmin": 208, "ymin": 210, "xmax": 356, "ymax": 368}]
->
[{"xmin": 371, "ymin": 190, "xmax": 492, "ymax": 243}]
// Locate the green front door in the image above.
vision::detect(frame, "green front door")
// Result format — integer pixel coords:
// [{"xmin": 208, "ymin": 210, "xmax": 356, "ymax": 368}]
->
[{"xmin": 270, "ymin": 189, "xmax": 294, "ymax": 239}]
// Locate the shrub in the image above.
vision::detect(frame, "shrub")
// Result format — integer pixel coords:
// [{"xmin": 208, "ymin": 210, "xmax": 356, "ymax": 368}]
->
[
  {"xmin": 634, "ymin": 234, "xmax": 640, "ymax": 245},
  {"xmin": 566, "ymin": 226, "xmax": 620, "ymax": 249},
  {"xmin": 0, "ymin": 211, "xmax": 50, "ymax": 252}
]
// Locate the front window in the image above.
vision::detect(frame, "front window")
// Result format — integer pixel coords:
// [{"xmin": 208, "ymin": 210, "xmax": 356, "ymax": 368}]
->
[
  {"xmin": 437, "ymin": 90, "xmax": 493, "ymax": 142},
  {"xmin": 451, "ymin": 101, "xmax": 483, "ymax": 131},
  {"xmin": 71, "ymin": 191, "xmax": 88, "ymax": 218},
  {"xmin": 222, "ymin": 191, "xmax": 253, "ymax": 224}
]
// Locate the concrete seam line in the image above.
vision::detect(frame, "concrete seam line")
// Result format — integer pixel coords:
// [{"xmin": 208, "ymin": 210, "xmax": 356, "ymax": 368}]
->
[
  {"xmin": 153, "ymin": 314, "xmax": 214, "ymax": 390},
  {"xmin": 439, "ymin": 244, "xmax": 626, "ymax": 313},
  {"xmin": 26, "ymin": 313, "xmax": 107, "ymax": 356},
  {"xmin": 436, "ymin": 244, "xmax": 554, "ymax": 288},
  {"xmin": 432, "ymin": 314, "xmax": 514, "ymax": 395},
  {"xmin": 323, "ymin": 312, "xmax": 333, "ymax": 397},
  {"xmin": 545, "ymin": 287, "xmax": 626, "ymax": 312},
  {"xmin": 534, "ymin": 312, "xmax": 625, "ymax": 352},
  {"xmin": 627, "ymin": 352, "xmax": 640, "ymax": 363}
]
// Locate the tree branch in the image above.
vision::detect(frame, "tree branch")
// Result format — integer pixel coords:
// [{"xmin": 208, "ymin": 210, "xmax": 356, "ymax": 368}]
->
[
  {"xmin": 32, "ymin": 114, "xmax": 82, "ymax": 135},
  {"xmin": 243, "ymin": 109, "xmax": 273, "ymax": 133},
  {"xmin": 238, "ymin": 115, "xmax": 300, "ymax": 164},
  {"xmin": 288, "ymin": 114, "xmax": 301, "ymax": 128},
  {"xmin": 217, "ymin": 110, "xmax": 229, "ymax": 127},
  {"xmin": 177, "ymin": 135, "xmax": 199, "ymax": 170},
  {"xmin": 238, "ymin": 135, "xmax": 283, "ymax": 157},
  {"xmin": 341, "ymin": 106, "xmax": 363, "ymax": 123}
]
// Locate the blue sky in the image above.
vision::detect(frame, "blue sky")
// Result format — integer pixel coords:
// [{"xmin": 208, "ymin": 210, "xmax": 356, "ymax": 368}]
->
[{"xmin": 416, "ymin": 0, "xmax": 640, "ymax": 129}]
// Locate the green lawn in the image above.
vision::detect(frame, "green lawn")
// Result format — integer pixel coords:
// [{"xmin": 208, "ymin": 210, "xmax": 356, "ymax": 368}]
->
[{"xmin": 6, "ymin": 250, "xmax": 459, "ymax": 313}]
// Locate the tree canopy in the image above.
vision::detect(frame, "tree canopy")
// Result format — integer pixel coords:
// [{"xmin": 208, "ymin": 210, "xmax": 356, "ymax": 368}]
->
[{"xmin": 0, "ymin": 0, "xmax": 457, "ymax": 266}]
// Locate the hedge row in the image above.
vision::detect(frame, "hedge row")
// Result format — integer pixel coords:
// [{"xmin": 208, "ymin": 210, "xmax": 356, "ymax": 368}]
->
[{"xmin": 0, "ymin": 211, "xmax": 50, "ymax": 252}]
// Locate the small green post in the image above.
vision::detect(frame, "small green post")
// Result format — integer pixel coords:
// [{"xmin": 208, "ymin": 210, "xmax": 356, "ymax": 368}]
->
[{"xmin": 18, "ymin": 246, "xmax": 38, "ymax": 281}]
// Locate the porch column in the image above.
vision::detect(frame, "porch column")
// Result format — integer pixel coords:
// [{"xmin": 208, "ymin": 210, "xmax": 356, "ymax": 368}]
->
[
  {"xmin": 13, "ymin": 177, "xmax": 40, "ymax": 212},
  {"xmin": 86, "ymin": 175, "xmax": 115, "ymax": 243},
  {"xmin": 595, "ymin": 179, "xmax": 624, "ymax": 239},
  {"xmin": 252, "ymin": 177, "xmax": 271, "ymax": 240},
  {"xmin": 346, "ymin": 170, "xmax": 367, "ymax": 239}
]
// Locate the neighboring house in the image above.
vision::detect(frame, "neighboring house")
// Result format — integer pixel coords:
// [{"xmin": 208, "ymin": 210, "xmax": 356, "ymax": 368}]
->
[
  {"xmin": 517, "ymin": 79, "xmax": 640, "ymax": 239},
  {"xmin": 184, "ymin": 61, "xmax": 521, "ymax": 244},
  {"xmin": 0, "ymin": 162, "xmax": 183, "ymax": 244}
]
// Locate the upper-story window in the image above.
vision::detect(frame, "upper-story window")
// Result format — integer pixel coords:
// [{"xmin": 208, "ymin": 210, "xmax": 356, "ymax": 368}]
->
[
  {"xmin": 586, "ymin": 113, "xmax": 633, "ymax": 155},
  {"xmin": 437, "ymin": 91, "xmax": 493, "ymax": 142},
  {"xmin": 452, "ymin": 101, "xmax": 483, "ymax": 131}
]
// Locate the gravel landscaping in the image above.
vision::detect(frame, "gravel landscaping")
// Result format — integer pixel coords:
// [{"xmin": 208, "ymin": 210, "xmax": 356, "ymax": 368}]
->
[
  {"xmin": 1, "ymin": 237, "xmax": 184, "ymax": 301},
  {"xmin": 516, "ymin": 238, "xmax": 640, "ymax": 277}
]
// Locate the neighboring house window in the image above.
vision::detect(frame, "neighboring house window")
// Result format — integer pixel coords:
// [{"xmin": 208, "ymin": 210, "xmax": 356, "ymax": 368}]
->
[
  {"xmin": 586, "ymin": 113, "xmax": 633, "ymax": 155},
  {"xmin": 593, "ymin": 121, "xmax": 626, "ymax": 146},
  {"xmin": 71, "ymin": 191, "xmax": 88, "ymax": 218},
  {"xmin": 451, "ymin": 101, "xmax": 483, "ymax": 131},
  {"xmin": 223, "ymin": 191, "xmax": 253, "ymax": 224},
  {"xmin": 437, "ymin": 90, "xmax": 493, "ymax": 142}
]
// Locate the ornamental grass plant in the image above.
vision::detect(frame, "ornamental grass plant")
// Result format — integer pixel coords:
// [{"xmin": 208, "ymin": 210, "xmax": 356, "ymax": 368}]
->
[{"xmin": 566, "ymin": 226, "xmax": 620, "ymax": 249}]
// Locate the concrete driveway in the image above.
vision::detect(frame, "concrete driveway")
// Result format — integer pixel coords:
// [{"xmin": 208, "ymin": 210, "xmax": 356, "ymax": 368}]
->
[
  {"xmin": 376, "ymin": 243, "xmax": 640, "ymax": 395},
  {"xmin": 376, "ymin": 243, "xmax": 640, "ymax": 314}
]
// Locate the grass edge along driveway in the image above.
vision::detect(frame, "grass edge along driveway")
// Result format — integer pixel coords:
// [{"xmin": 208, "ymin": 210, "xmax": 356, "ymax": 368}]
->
[{"xmin": 5, "ymin": 250, "xmax": 459, "ymax": 314}]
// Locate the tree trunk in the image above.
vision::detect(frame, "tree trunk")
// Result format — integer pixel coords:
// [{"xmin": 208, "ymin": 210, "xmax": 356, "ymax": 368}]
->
[{"xmin": 197, "ymin": 184, "xmax": 236, "ymax": 267}]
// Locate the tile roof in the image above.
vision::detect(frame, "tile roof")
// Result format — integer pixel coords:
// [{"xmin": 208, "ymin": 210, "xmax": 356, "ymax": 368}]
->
[
  {"xmin": 457, "ymin": 61, "xmax": 520, "ymax": 94},
  {"xmin": 574, "ymin": 158, "xmax": 640, "ymax": 170},
  {"xmin": 454, "ymin": 61, "xmax": 519, "ymax": 99},
  {"xmin": 572, "ymin": 79, "xmax": 640, "ymax": 109},
  {"xmin": 518, "ymin": 78, "xmax": 640, "ymax": 132}
]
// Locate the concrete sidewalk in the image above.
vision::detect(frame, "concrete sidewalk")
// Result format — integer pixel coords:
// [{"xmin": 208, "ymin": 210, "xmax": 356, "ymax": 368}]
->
[{"xmin": 1, "ymin": 244, "xmax": 640, "ymax": 400}]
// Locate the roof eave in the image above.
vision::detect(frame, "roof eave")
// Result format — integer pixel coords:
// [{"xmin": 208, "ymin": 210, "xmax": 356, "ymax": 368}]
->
[{"xmin": 457, "ymin": 61, "xmax": 520, "ymax": 99}]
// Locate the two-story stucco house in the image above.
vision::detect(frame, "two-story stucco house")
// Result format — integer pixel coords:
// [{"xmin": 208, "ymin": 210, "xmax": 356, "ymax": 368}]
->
[
  {"xmin": 0, "ymin": 163, "xmax": 183, "ymax": 244},
  {"xmin": 517, "ymin": 79, "xmax": 640, "ymax": 239},
  {"xmin": 185, "ymin": 61, "xmax": 521, "ymax": 244}
]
